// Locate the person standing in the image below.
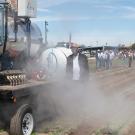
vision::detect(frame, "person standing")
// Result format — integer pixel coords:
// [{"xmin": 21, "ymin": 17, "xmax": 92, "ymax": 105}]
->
[
  {"xmin": 105, "ymin": 50, "xmax": 110, "ymax": 70},
  {"xmin": 128, "ymin": 50, "xmax": 133, "ymax": 68},
  {"xmin": 66, "ymin": 43, "xmax": 89, "ymax": 82},
  {"xmin": 109, "ymin": 50, "xmax": 114, "ymax": 68},
  {"xmin": 96, "ymin": 50, "xmax": 101, "ymax": 70}
]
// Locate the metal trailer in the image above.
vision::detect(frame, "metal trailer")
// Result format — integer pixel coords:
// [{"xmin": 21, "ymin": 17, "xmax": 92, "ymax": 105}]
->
[{"xmin": 0, "ymin": 79, "xmax": 52, "ymax": 135}]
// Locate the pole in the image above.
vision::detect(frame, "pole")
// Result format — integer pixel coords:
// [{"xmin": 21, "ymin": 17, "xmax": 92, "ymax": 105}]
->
[
  {"xmin": 3, "ymin": 3, "xmax": 8, "ymax": 54},
  {"xmin": 69, "ymin": 32, "xmax": 72, "ymax": 48},
  {"xmin": 14, "ymin": 11, "xmax": 18, "ymax": 42},
  {"xmin": 26, "ymin": 17, "xmax": 31, "ymax": 57},
  {"xmin": 45, "ymin": 21, "xmax": 48, "ymax": 46}
]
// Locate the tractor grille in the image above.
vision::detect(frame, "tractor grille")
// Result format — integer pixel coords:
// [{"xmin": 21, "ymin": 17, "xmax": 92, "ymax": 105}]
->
[{"xmin": 0, "ymin": 70, "xmax": 27, "ymax": 86}]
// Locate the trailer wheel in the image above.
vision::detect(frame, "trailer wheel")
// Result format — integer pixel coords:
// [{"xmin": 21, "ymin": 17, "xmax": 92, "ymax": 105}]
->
[{"xmin": 10, "ymin": 104, "xmax": 35, "ymax": 135}]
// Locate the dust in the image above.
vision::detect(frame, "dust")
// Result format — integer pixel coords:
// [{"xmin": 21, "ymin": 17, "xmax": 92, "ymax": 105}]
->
[
  {"xmin": 25, "ymin": 49, "xmax": 135, "ymax": 133},
  {"xmin": 35, "ymin": 76, "xmax": 135, "ymax": 131}
]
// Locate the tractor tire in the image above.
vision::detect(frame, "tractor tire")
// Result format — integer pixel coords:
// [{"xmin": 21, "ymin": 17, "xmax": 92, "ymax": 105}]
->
[{"xmin": 10, "ymin": 104, "xmax": 35, "ymax": 135}]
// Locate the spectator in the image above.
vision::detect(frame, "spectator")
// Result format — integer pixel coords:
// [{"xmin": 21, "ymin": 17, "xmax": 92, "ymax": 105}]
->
[
  {"xmin": 66, "ymin": 43, "xmax": 89, "ymax": 82},
  {"xmin": 128, "ymin": 50, "xmax": 133, "ymax": 67}
]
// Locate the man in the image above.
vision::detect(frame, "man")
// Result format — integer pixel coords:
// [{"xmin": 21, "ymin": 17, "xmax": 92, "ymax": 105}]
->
[
  {"xmin": 104, "ymin": 50, "xmax": 110, "ymax": 70},
  {"xmin": 66, "ymin": 43, "xmax": 89, "ymax": 82},
  {"xmin": 96, "ymin": 50, "xmax": 102, "ymax": 70},
  {"xmin": 128, "ymin": 50, "xmax": 133, "ymax": 68},
  {"xmin": 109, "ymin": 50, "xmax": 115, "ymax": 68}
]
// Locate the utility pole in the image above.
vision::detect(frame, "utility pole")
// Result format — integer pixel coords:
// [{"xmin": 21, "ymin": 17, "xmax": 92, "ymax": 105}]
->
[
  {"xmin": 69, "ymin": 32, "xmax": 72, "ymax": 48},
  {"xmin": 45, "ymin": 21, "xmax": 48, "ymax": 46},
  {"xmin": 96, "ymin": 41, "xmax": 98, "ymax": 46}
]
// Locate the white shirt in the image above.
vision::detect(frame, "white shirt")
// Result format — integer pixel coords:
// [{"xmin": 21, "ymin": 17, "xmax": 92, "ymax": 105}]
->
[
  {"xmin": 110, "ymin": 52, "xmax": 114, "ymax": 60},
  {"xmin": 101, "ymin": 52, "xmax": 106, "ymax": 59},
  {"xmin": 98, "ymin": 52, "xmax": 101, "ymax": 58},
  {"xmin": 73, "ymin": 54, "xmax": 80, "ymax": 80}
]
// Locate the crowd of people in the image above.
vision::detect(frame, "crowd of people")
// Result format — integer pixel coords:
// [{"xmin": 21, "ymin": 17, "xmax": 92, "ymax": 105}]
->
[
  {"xmin": 117, "ymin": 50, "xmax": 135, "ymax": 67},
  {"xmin": 95, "ymin": 50, "xmax": 115, "ymax": 70},
  {"xmin": 95, "ymin": 49, "xmax": 135, "ymax": 70}
]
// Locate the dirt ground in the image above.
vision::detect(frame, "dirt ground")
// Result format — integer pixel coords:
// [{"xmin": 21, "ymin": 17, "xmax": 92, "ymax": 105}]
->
[{"xmin": 1, "ymin": 58, "xmax": 135, "ymax": 135}]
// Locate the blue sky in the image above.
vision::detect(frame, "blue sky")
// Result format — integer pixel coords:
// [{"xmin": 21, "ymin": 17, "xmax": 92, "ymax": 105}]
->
[{"xmin": 32, "ymin": 0, "xmax": 135, "ymax": 46}]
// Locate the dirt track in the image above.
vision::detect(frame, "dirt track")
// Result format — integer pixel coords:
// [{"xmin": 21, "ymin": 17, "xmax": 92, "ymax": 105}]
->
[
  {"xmin": 39, "ymin": 59, "xmax": 135, "ymax": 135},
  {"xmin": 1, "ymin": 59, "xmax": 135, "ymax": 135},
  {"xmin": 68, "ymin": 60, "xmax": 135, "ymax": 135}
]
